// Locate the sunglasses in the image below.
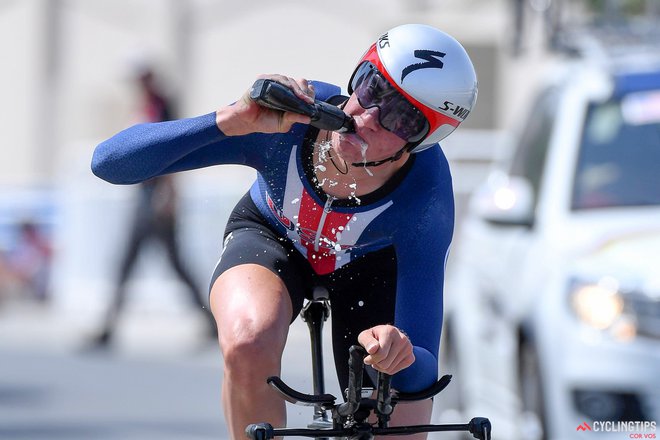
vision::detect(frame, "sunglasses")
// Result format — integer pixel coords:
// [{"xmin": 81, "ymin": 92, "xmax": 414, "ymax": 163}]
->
[{"xmin": 349, "ymin": 62, "xmax": 429, "ymax": 143}]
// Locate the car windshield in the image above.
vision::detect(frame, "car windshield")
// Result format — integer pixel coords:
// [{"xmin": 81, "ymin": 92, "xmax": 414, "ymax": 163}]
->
[{"xmin": 572, "ymin": 89, "xmax": 660, "ymax": 210}]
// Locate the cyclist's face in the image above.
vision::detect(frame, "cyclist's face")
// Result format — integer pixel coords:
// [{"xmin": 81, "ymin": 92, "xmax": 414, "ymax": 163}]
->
[{"xmin": 335, "ymin": 94, "xmax": 408, "ymax": 165}]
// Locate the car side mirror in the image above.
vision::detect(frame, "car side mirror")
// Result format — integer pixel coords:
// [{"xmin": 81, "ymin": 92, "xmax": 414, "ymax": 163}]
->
[{"xmin": 470, "ymin": 172, "xmax": 535, "ymax": 227}]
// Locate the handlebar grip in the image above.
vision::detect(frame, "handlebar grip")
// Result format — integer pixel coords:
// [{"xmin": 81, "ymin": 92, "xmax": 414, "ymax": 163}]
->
[
  {"xmin": 468, "ymin": 417, "xmax": 492, "ymax": 440},
  {"xmin": 377, "ymin": 372, "xmax": 394, "ymax": 417},
  {"xmin": 337, "ymin": 345, "xmax": 367, "ymax": 416},
  {"xmin": 245, "ymin": 423, "xmax": 274, "ymax": 440}
]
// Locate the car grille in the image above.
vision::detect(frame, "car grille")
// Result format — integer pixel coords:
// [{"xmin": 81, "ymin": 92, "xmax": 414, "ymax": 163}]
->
[{"xmin": 626, "ymin": 293, "xmax": 660, "ymax": 339}]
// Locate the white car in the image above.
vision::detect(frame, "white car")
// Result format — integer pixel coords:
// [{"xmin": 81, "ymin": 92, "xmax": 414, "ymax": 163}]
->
[{"xmin": 443, "ymin": 53, "xmax": 660, "ymax": 440}]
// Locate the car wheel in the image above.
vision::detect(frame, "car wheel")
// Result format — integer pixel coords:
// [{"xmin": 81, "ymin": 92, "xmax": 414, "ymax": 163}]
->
[{"xmin": 519, "ymin": 341, "xmax": 547, "ymax": 440}]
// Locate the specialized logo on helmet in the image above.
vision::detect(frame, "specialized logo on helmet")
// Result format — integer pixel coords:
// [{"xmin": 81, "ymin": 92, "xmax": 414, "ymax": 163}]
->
[
  {"xmin": 401, "ymin": 50, "xmax": 445, "ymax": 82},
  {"xmin": 378, "ymin": 33, "xmax": 390, "ymax": 48}
]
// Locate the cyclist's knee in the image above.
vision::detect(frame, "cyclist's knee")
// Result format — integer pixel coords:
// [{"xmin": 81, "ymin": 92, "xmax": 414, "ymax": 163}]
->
[{"xmin": 220, "ymin": 326, "xmax": 285, "ymax": 376}]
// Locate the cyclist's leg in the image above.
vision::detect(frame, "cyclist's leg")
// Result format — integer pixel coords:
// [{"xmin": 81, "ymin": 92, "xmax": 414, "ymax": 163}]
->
[
  {"xmin": 325, "ymin": 247, "xmax": 433, "ymax": 439},
  {"xmin": 209, "ymin": 193, "xmax": 309, "ymax": 440},
  {"xmin": 387, "ymin": 400, "xmax": 433, "ymax": 439},
  {"xmin": 210, "ymin": 263, "xmax": 293, "ymax": 440}
]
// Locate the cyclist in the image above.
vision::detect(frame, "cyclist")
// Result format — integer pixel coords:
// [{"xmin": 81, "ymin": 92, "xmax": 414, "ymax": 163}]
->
[{"xmin": 92, "ymin": 23, "xmax": 477, "ymax": 440}]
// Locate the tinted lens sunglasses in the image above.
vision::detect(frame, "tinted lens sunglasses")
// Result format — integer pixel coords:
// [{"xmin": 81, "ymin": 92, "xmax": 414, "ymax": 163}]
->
[{"xmin": 349, "ymin": 62, "xmax": 429, "ymax": 143}]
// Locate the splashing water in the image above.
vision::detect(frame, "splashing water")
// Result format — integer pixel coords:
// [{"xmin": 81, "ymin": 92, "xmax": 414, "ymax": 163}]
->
[
  {"xmin": 347, "ymin": 182, "xmax": 362, "ymax": 204},
  {"xmin": 313, "ymin": 135, "xmax": 367, "ymax": 203},
  {"xmin": 360, "ymin": 141, "xmax": 374, "ymax": 177},
  {"xmin": 315, "ymin": 138, "xmax": 341, "ymax": 189},
  {"xmin": 318, "ymin": 138, "xmax": 332, "ymax": 162}
]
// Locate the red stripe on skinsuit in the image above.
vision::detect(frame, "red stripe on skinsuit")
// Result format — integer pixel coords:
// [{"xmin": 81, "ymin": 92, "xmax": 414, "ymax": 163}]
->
[{"xmin": 298, "ymin": 191, "xmax": 354, "ymax": 275}]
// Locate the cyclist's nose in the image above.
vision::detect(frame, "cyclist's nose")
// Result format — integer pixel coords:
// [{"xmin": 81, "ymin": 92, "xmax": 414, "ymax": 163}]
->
[{"xmin": 358, "ymin": 106, "xmax": 381, "ymax": 130}]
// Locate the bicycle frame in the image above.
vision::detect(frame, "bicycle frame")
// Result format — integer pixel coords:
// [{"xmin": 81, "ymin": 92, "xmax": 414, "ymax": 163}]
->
[{"xmin": 245, "ymin": 290, "xmax": 492, "ymax": 440}]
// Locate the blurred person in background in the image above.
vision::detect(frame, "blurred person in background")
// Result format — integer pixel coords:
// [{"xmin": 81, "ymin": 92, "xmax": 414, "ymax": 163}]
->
[
  {"xmin": 0, "ymin": 220, "xmax": 52, "ymax": 304},
  {"xmin": 89, "ymin": 66, "xmax": 216, "ymax": 348}
]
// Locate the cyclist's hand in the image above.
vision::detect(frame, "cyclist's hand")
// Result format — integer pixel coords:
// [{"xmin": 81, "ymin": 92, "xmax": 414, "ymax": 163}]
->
[
  {"xmin": 216, "ymin": 74, "xmax": 314, "ymax": 136},
  {"xmin": 358, "ymin": 325, "xmax": 415, "ymax": 375}
]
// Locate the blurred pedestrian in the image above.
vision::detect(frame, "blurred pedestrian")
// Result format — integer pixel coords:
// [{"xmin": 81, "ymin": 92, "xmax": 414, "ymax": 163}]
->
[
  {"xmin": 0, "ymin": 220, "xmax": 52, "ymax": 303},
  {"xmin": 90, "ymin": 66, "xmax": 216, "ymax": 348}
]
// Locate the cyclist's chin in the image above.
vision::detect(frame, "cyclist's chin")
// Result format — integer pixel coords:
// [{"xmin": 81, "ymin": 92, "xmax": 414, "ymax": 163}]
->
[{"xmin": 336, "ymin": 133, "xmax": 368, "ymax": 161}]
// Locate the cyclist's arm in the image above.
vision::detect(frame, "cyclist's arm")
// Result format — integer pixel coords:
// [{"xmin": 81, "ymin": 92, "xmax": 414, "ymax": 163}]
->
[
  {"xmin": 390, "ymin": 162, "xmax": 455, "ymax": 393},
  {"xmin": 91, "ymin": 112, "xmax": 284, "ymax": 184},
  {"xmin": 91, "ymin": 79, "xmax": 342, "ymax": 186}
]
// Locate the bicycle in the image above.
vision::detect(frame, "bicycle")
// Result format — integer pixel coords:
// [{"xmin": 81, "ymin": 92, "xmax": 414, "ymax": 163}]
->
[{"xmin": 245, "ymin": 287, "xmax": 492, "ymax": 440}]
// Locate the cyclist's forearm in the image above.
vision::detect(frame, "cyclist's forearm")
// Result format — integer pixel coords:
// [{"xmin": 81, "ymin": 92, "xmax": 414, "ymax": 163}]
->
[
  {"xmin": 392, "ymin": 345, "xmax": 438, "ymax": 393},
  {"xmin": 91, "ymin": 112, "xmax": 225, "ymax": 185}
]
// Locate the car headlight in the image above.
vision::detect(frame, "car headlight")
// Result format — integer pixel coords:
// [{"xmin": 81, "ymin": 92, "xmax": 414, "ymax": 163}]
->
[
  {"xmin": 571, "ymin": 280, "xmax": 624, "ymax": 330},
  {"xmin": 570, "ymin": 277, "xmax": 640, "ymax": 341}
]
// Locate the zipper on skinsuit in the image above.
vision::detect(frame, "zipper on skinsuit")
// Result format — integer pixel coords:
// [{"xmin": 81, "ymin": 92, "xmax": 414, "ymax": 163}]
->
[{"xmin": 314, "ymin": 196, "xmax": 336, "ymax": 252}]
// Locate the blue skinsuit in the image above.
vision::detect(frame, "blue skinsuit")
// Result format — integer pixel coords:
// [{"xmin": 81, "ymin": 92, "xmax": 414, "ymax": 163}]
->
[{"xmin": 92, "ymin": 81, "xmax": 455, "ymax": 392}]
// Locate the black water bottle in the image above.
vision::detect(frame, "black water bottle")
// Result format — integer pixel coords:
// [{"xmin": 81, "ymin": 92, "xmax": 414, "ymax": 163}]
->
[{"xmin": 249, "ymin": 79, "xmax": 355, "ymax": 133}]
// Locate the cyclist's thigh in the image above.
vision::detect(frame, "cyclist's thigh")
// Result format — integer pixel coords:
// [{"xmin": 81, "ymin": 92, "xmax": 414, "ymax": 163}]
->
[
  {"xmin": 323, "ymin": 246, "xmax": 398, "ymax": 390},
  {"xmin": 210, "ymin": 192, "xmax": 311, "ymax": 320},
  {"xmin": 211, "ymin": 263, "xmax": 293, "ymax": 356},
  {"xmin": 210, "ymin": 235, "xmax": 302, "ymax": 343}
]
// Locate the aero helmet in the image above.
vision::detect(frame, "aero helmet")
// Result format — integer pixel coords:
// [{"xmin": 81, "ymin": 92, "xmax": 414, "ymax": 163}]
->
[{"xmin": 348, "ymin": 24, "xmax": 478, "ymax": 153}]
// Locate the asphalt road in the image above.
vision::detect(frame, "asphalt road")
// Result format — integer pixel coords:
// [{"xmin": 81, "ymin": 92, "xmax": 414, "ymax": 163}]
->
[
  {"xmin": 0, "ymin": 302, "xmax": 344, "ymax": 440},
  {"xmin": 0, "ymin": 302, "xmax": 463, "ymax": 440},
  {"xmin": 0, "ymin": 347, "xmax": 224, "ymax": 440}
]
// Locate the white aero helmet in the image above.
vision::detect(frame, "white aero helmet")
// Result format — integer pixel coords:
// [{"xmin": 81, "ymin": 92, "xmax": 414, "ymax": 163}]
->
[{"xmin": 348, "ymin": 24, "xmax": 478, "ymax": 153}]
